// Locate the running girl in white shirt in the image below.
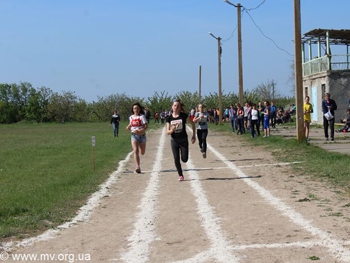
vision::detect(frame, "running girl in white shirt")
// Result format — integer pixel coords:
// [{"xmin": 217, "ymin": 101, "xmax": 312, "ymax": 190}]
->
[{"xmin": 126, "ymin": 102, "xmax": 148, "ymax": 173}]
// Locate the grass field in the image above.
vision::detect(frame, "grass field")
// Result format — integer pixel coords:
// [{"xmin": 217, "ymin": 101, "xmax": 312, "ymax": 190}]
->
[
  {"xmin": 1, "ymin": 120, "xmax": 349, "ymax": 241},
  {"xmin": 0, "ymin": 121, "xmax": 156, "ymax": 240}
]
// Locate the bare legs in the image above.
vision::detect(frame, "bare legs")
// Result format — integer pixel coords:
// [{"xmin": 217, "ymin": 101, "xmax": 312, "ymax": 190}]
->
[
  {"xmin": 304, "ymin": 121, "xmax": 310, "ymax": 140},
  {"xmin": 132, "ymin": 140, "xmax": 146, "ymax": 171}
]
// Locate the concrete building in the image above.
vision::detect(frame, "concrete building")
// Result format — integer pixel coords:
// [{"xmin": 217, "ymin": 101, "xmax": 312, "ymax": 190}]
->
[{"xmin": 302, "ymin": 29, "xmax": 350, "ymax": 124}]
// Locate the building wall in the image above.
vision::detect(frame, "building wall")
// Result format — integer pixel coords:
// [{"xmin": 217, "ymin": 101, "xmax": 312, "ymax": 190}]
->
[
  {"xmin": 328, "ymin": 71, "xmax": 350, "ymax": 121},
  {"xmin": 303, "ymin": 70, "xmax": 350, "ymax": 124}
]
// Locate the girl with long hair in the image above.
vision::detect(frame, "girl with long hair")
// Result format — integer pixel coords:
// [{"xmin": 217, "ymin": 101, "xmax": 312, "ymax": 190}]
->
[
  {"xmin": 126, "ymin": 102, "xmax": 148, "ymax": 173},
  {"xmin": 166, "ymin": 99, "xmax": 196, "ymax": 181}
]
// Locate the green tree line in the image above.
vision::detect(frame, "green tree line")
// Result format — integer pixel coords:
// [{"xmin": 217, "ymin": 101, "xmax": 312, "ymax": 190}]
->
[{"xmin": 0, "ymin": 81, "xmax": 294, "ymax": 124}]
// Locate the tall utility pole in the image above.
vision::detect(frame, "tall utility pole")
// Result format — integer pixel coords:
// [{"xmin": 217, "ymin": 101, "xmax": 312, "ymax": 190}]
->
[
  {"xmin": 223, "ymin": 1, "xmax": 243, "ymax": 105},
  {"xmin": 209, "ymin": 32, "xmax": 223, "ymax": 124},
  {"xmin": 199, "ymin": 65, "xmax": 202, "ymax": 102},
  {"xmin": 218, "ymin": 37, "xmax": 223, "ymax": 124},
  {"xmin": 294, "ymin": 0, "xmax": 304, "ymax": 142},
  {"xmin": 271, "ymin": 80, "xmax": 276, "ymax": 100},
  {"xmin": 237, "ymin": 3, "xmax": 243, "ymax": 105}
]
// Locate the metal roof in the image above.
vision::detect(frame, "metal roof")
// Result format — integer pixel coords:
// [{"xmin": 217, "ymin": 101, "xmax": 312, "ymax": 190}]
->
[{"xmin": 302, "ymin": 28, "xmax": 350, "ymax": 45}]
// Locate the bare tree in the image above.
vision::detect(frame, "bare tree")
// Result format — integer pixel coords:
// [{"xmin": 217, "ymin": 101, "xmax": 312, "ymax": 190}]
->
[{"xmin": 253, "ymin": 79, "xmax": 281, "ymax": 101}]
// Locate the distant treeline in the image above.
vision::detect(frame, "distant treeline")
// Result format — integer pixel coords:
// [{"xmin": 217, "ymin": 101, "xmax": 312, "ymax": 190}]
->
[{"xmin": 0, "ymin": 81, "xmax": 294, "ymax": 124}]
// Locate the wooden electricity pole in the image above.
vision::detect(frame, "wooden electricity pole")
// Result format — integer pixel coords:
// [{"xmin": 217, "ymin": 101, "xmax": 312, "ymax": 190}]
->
[
  {"xmin": 237, "ymin": 3, "xmax": 243, "ymax": 105},
  {"xmin": 199, "ymin": 65, "xmax": 202, "ymax": 102},
  {"xmin": 294, "ymin": 0, "xmax": 305, "ymax": 142},
  {"xmin": 217, "ymin": 37, "xmax": 223, "ymax": 124}
]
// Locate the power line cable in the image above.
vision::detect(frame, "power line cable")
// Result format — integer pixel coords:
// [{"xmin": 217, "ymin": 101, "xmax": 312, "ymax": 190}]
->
[
  {"xmin": 222, "ymin": 25, "xmax": 238, "ymax": 43},
  {"xmin": 244, "ymin": 0, "xmax": 267, "ymax": 11},
  {"xmin": 220, "ymin": 1, "xmax": 292, "ymax": 58},
  {"xmin": 244, "ymin": 9, "xmax": 294, "ymax": 57},
  {"xmin": 222, "ymin": 8, "xmax": 245, "ymax": 43}
]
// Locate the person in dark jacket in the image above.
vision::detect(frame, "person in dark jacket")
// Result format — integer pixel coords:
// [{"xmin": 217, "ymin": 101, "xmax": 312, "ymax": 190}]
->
[
  {"xmin": 322, "ymin": 93, "xmax": 337, "ymax": 141},
  {"xmin": 110, "ymin": 110, "xmax": 121, "ymax": 137},
  {"xmin": 145, "ymin": 108, "xmax": 151, "ymax": 123}
]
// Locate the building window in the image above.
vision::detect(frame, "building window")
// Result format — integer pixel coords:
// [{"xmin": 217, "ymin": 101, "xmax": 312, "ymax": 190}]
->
[
  {"xmin": 322, "ymin": 84, "xmax": 326, "ymax": 95},
  {"xmin": 305, "ymin": 87, "xmax": 308, "ymax": 96}
]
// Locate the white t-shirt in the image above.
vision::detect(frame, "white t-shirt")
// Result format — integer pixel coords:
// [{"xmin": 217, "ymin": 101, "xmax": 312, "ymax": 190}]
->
[
  {"xmin": 251, "ymin": 109, "xmax": 259, "ymax": 120},
  {"xmin": 129, "ymin": 114, "xmax": 147, "ymax": 132},
  {"xmin": 243, "ymin": 106, "xmax": 249, "ymax": 117}
]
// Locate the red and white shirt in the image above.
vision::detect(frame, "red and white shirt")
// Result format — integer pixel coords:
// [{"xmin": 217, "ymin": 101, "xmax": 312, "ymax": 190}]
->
[{"xmin": 129, "ymin": 114, "xmax": 147, "ymax": 133}]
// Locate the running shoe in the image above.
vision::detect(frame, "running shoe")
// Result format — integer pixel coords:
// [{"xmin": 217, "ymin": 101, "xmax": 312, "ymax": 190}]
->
[
  {"xmin": 178, "ymin": 175, "xmax": 184, "ymax": 181},
  {"xmin": 135, "ymin": 167, "xmax": 141, "ymax": 174},
  {"xmin": 202, "ymin": 152, "xmax": 206, "ymax": 158}
]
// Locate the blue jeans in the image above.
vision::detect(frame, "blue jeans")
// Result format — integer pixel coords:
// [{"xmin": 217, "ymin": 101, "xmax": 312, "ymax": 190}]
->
[
  {"xmin": 112, "ymin": 123, "xmax": 119, "ymax": 137},
  {"xmin": 230, "ymin": 117, "xmax": 235, "ymax": 132}
]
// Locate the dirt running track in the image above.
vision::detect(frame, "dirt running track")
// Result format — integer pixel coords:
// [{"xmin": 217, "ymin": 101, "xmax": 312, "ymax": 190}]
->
[{"xmin": 2, "ymin": 127, "xmax": 350, "ymax": 263}]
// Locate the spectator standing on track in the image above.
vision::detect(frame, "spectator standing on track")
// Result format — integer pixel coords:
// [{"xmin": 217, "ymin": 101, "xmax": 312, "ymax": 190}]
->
[
  {"xmin": 270, "ymin": 101, "xmax": 277, "ymax": 128},
  {"xmin": 258, "ymin": 101, "xmax": 264, "ymax": 133},
  {"xmin": 193, "ymin": 103, "xmax": 209, "ymax": 158},
  {"xmin": 224, "ymin": 107, "xmax": 229, "ymax": 122},
  {"xmin": 145, "ymin": 108, "xmax": 151, "ymax": 123},
  {"xmin": 110, "ymin": 110, "xmax": 121, "ymax": 137},
  {"xmin": 126, "ymin": 102, "xmax": 148, "ymax": 174},
  {"xmin": 214, "ymin": 108, "xmax": 220, "ymax": 125},
  {"xmin": 322, "ymin": 92, "xmax": 337, "ymax": 141},
  {"xmin": 229, "ymin": 104, "xmax": 236, "ymax": 134},
  {"xmin": 303, "ymin": 96, "xmax": 313, "ymax": 141},
  {"xmin": 243, "ymin": 101, "xmax": 250, "ymax": 132},
  {"xmin": 209, "ymin": 108, "xmax": 215, "ymax": 123},
  {"xmin": 166, "ymin": 99, "xmax": 196, "ymax": 182},
  {"xmin": 154, "ymin": 111, "xmax": 159, "ymax": 123},
  {"xmin": 263, "ymin": 100, "xmax": 271, "ymax": 138},
  {"xmin": 236, "ymin": 103, "xmax": 244, "ymax": 135},
  {"xmin": 160, "ymin": 110, "xmax": 166, "ymax": 124},
  {"xmin": 250, "ymin": 103, "xmax": 260, "ymax": 138}
]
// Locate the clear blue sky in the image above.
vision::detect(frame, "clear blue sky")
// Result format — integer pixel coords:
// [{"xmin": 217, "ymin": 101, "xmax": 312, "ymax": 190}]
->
[{"xmin": 1, "ymin": 0, "xmax": 349, "ymax": 102}]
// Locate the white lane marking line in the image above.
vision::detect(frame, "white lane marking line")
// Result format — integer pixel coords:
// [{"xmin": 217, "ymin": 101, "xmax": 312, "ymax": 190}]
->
[
  {"xmin": 208, "ymin": 143, "xmax": 350, "ymax": 262},
  {"xmin": 2, "ymin": 152, "xmax": 133, "ymax": 251},
  {"xmin": 168, "ymin": 126, "xmax": 239, "ymax": 262},
  {"xmin": 140, "ymin": 161, "xmax": 302, "ymax": 173},
  {"xmin": 180, "ymin": 156, "xmax": 240, "ymax": 263},
  {"xmin": 238, "ymin": 161, "xmax": 302, "ymax": 168},
  {"xmin": 231, "ymin": 240, "xmax": 335, "ymax": 250},
  {"xmin": 117, "ymin": 127, "xmax": 166, "ymax": 263}
]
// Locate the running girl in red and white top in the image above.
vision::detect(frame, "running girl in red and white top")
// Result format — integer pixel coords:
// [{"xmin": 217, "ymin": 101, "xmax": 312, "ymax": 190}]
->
[{"xmin": 126, "ymin": 102, "xmax": 148, "ymax": 173}]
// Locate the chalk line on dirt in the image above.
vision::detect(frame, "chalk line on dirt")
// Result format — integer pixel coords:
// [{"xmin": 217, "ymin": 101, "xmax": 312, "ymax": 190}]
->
[
  {"xmin": 116, "ymin": 127, "xmax": 166, "ymax": 263},
  {"xmin": 208, "ymin": 143, "xmax": 350, "ymax": 262},
  {"xmin": 173, "ymin": 156, "xmax": 240, "ymax": 263},
  {"xmin": 140, "ymin": 161, "xmax": 303, "ymax": 173},
  {"xmin": 2, "ymin": 151, "xmax": 133, "ymax": 251}
]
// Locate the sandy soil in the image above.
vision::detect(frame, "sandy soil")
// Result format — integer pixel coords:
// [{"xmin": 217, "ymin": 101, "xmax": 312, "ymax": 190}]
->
[{"xmin": 2, "ymin": 126, "xmax": 350, "ymax": 263}]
